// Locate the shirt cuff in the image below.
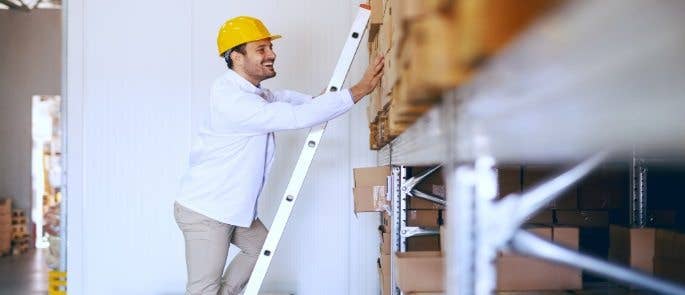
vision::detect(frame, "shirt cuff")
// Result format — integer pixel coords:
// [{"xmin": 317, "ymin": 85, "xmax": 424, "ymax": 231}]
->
[{"xmin": 344, "ymin": 89, "xmax": 355, "ymax": 106}]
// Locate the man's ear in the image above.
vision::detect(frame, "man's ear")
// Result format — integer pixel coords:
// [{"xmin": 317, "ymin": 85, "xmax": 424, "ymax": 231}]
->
[{"xmin": 231, "ymin": 51, "xmax": 244, "ymax": 68}]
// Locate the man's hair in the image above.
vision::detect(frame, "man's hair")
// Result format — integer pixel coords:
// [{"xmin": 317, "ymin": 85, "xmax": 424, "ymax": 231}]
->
[{"xmin": 224, "ymin": 43, "xmax": 247, "ymax": 69}]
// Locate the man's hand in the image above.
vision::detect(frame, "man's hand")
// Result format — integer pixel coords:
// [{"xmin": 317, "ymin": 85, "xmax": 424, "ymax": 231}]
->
[{"xmin": 350, "ymin": 55, "xmax": 384, "ymax": 103}]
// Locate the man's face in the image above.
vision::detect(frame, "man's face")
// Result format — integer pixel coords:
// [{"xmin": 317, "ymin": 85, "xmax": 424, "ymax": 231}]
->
[{"xmin": 237, "ymin": 39, "xmax": 277, "ymax": 84}]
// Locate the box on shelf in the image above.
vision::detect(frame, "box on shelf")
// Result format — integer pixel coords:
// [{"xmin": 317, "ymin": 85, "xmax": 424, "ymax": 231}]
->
[
  {"xmin": 395, "ymin": 251, "xmax": 444, "ymax": 293},
  {"xmin": 407, "ymin": 209, "xmax": 441, "ymax": 228},
  {"xmin": 407, "ymin": 197, "xmax": 443, "ymax": 210},
  {"xmin": 497, "ymin": 227, "xmax": 582, "ymax": 291},
  {"xmin": 526, "ymin": 210, "xmax": 553, "ymax": 225},
  {"xmin": 555, "ymin": 210, "xmax": 609, "ymax": 227},
  {"xmin": 407, "ymin": 234, "xmax": 441, "ymax": 252},
  {"xmin": 608, "ymin": 225, "xmax": 656, "ymax": 273},
  {"xmin": 0, "ymin": 198, "xmax": 12, "ymax": 214},
  {"xmin": 496, "ymin": 165, "xmax": 521, "ymax": 198},
  {"xmin": 654, "ymin": 258, "xmax": 685, "ymax": 284},
  {"xmin": 455, "ymin": 0, "xmax": 561, "ymax": 67},
  {"xmin": 579, "ymin": 166, "xmax": 629, "ymax": 210},
  {"xmin": 402, "ymin": 10, "xmax": 466, "ymax": 104},
  {"xmin": 379, "ymin": 225, "xmax": 391, "ymax": 255},
  {"xmin": 523, "ymin": 165, "xmax": 577, "ymax": 209},
  {"xmin": 378, "ymin": 253, "xmax": 391, "ymax": 295},
  {"xmin": 394, "ymin": 227, "xmax": 581, "ymax": 293},
  {"xmin": 353, "ymin": 166, "xmax": 391, "ymax": 212}
]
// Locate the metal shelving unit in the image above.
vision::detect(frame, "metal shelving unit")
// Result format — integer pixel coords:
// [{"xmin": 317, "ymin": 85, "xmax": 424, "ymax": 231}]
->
[
  {"xmin": 378, "ymin": 1, "xmax": 685, "ymax": 294},
  {"xmin": 388, "ymin": 166, "xmax": 443, "ymax": 295}
]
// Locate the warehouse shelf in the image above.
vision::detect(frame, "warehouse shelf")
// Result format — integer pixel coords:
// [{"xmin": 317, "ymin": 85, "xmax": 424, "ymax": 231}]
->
[{"xmin": 377, "ymin": 1, "xmax": 685, "ymax": 294}]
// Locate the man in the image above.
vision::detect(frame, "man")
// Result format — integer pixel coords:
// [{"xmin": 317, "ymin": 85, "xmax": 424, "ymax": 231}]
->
[{"xmin": 174, "ymin": 16, "xmax": 383, "ymax": 295}]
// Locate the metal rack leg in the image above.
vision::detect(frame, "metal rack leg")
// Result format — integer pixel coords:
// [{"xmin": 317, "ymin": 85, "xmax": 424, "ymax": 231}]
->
[
  {"xmin": 445, "ymin": 163, "xmax": 477, "ymax": 295},
  {"xmin": 390, "ymin": 166, "xmax": 402, "ymax": 295},
  {"xmin": 630, "ymin": 152, "xmax": 648, "ymax": 227},
  {"xmin": 474, "ymin": 157, "xmax": 498, "ymax": 294},
  {"xmin": 510, "ymin": 229, "xmax": 685, "ymax": 294}
]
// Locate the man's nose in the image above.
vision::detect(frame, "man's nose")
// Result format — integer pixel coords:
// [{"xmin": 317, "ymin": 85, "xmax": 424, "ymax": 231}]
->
[{"xmin": 266, "ymin": 48, "xmax": 276, "ymax": 60}]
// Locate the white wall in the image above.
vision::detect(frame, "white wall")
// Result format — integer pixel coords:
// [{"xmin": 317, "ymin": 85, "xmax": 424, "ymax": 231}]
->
[
  {"xmin": 66, "ymin": 1, "xmax": 378, "ymax": 294},
  {"xmin": 0, "ymin": 10, "xmax": 61, "ymax": 214}
]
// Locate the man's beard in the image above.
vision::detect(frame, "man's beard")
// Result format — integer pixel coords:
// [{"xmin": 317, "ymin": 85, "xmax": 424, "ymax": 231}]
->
[{"xmin": 247, "ymin": 61, "xmax": 276, "ymax": 81}]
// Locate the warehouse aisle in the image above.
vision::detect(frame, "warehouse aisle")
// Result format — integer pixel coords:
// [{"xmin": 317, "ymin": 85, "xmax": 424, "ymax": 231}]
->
[{"xmin": 0, "ymin": 249, "xmax": 49, "ymax": 294}]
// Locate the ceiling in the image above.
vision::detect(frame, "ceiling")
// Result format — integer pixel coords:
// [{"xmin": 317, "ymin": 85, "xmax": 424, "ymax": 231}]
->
[{"xmin": 0, "ymin": 0, "xmax": 61, "ymax": 10}]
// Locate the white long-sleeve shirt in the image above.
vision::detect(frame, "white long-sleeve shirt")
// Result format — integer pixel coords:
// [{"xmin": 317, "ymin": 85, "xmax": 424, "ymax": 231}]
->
[{"xmin": 176, "ymin": 69, "xmax": 354, "ymax": 227}]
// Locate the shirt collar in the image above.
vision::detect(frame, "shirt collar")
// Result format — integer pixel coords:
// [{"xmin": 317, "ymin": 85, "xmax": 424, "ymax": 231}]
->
[{"xmin": 224, "ymin": 69, "xmax": 262, "ymax": 94}]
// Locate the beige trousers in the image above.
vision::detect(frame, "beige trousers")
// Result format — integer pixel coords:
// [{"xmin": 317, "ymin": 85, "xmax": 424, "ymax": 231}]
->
[{"xmin": 174, "ymin": 202, "xmax": 267, "ymax": 295}]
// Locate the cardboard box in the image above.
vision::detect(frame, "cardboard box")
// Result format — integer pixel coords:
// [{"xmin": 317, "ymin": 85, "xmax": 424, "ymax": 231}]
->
[
  {"xmin": 655, "ymin": 228, "xmax": 685, "ymax": 261},
  {"xmin": 369, "ymin": 0, "xmax": 384, "ymax": 25},
  {"xmin": 413, "ymin": 167, "xmax": 444, "ymax": 193},
  {"xmin": 609, "ymin": 225, "xmax": 685, "ymax": 285},
  {"xmin": 407, "ymin": 234, "xmax": 440, "ymax": 252},
  {"xmin": 0, "ymin": 239, "xmax": 10, "ymax": 254},
  {"xmin": 354, "ymin": 166, "xmax": 391, "ymax": 187},
  {"xmin": 353, "ymin": 186, "xmax": 388, "ymax": 212},
  {"xmin": 555, "ymin": 210, "xmax": 609, "ymax": 227},
  {"xmin": 0, "ymin": 198, "xmax": 11, "ymax": 215},
  {"xmin": 395, "ymin": 251, "xmax": 444, "ymax": 293},
  {"xmin": 395, "ymin": 228, "xmax": 580, "ymax": 293},
  {"xmin": 497, "ymin": 227, "xmax": 582, "ymax": 291},
  {"xmin": 396, "ymin": 0, "xmax": 452, "ymax": 23},
  {"xmin": 403, "ymin": 10, "xmax": 465, "ymax": 103},
  {"xmin": 496, "ymin": 165, "xmax": 521, "ymax": 198},
  {"xmin": 353, "ymin": 166, "xmax": 391, "ymax": 212},
  {"xmin": 497, "ymin": 255, "xmax": 582, "ymax": 291},
  {"xmin": 456, "ymin": 0, "xmax": 560, "ymax": 65},
  {"xmin": 406, "ymin": 209, "xmax": 440, "ymax": 228},
  {"xmin": 579, "ymin": 166, "xmax": 628, "ymax": 210},
  {"xmin": 379, "ymin": 225, "xmax": 391, "ymax": 254},
  {"xmin": 0, "ymin": 213, "xmax": 11, "ymax": 226},
  {"xmin": 407, "ymin": 197, "xmax": 442, "ymax": 210},
  {"xmin": 380, "ymin": 254, "xmax": 392, "ymax": 295},
  {"xmin": 654, "ymin": 257, "xmax": 685, "ymax": 284},
  {"xmin": 526, "ymin": 210, "xmax": 553, "ymax": 225},
  {"xmin": 523, "ymin": 166, "xmax": 577, "ymax": 209},
  {"xmin": 647, "ymin": 210, "xmax": 677, "ymax": 227},
  {"xmin": 382, "ymin": 211, "xmax": 391, "ymax": 229},
  {"xmin": 366, "ymin": 85, "xmax": 382, "ymax": 123},
  {"xmin": 378, "ymin": 0, "xmax": 393, "ymax": 55},
  {"xmin": 382, "ymin": 48, "xmax": 398, "ymax": 97},
  {"xmin": 608, "ymin": 225, "xmax": 655, "ymax": 273}
]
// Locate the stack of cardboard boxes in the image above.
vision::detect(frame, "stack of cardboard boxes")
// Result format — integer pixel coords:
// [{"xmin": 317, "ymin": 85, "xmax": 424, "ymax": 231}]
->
[
  {"xmin": 366, "ymin": 0, "xmax": 561, "ymax": 150},
  {"xmin": 0, "ymin": 198, "xmax": 11, "ymax": 255},
  {"xmin": 12, "ymin": 209, "xmax": 30, "ymax": 255},
  {"xmin": 354, "ymin": 164, "xmax": 586, "ymax": 293},
  {"xmin": 609, "ymin": 225, "xmax": 685, "ymax": 285},
  {"xmin": 392, "ymin": 227, "xmax": 582, "ymax": 293},
  {"xmin": 0, "ymin": 199, "xmax": 31, "ymax": 257},
  {"xmin": 353, "ymin": 166, "xmax": 443, "ymax": 295}
]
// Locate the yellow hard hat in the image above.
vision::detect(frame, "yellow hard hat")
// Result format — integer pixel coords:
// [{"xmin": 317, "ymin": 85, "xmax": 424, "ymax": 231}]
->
[{"xmin": 217, "ymin": 16, "xmax": 282, "ymax": 56}]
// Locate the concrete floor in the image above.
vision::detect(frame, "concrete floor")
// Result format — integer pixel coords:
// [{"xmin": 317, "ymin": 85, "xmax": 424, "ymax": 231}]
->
[{"xmin": 0, "ymin": 249, "xmax": 49, "ymax": 294}]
